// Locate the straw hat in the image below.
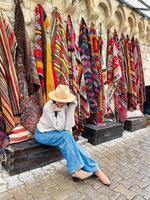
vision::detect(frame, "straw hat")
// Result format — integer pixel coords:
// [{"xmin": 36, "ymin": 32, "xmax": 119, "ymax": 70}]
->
[{"xmin": 48, "ymin": 84, "xmax": 75, "ymax": 103}]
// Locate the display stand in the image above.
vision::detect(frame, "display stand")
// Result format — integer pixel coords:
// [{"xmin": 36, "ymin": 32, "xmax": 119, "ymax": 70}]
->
[
  {"xmin": 124, "ymin": 117, "xmax": 146, "ymax": 132},
  {"xmin": 82, "ymin": 121, "xmax": 123, "ymax": 145}
]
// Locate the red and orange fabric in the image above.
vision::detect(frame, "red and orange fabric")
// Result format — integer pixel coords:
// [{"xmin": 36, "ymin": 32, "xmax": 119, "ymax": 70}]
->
[
  {"xmin": 107, "ymin": 34, "xmax": 122, "ymax": 115},
  {"xmin": 113, "ymin": 32, "xmax": 128, "ymax": 122},
  {"xmin": 34, "ymin": 4, "xmax": 55, "ymax": 102},
  {"xmin": 134, "ymin": 39, "xmax": 146, "ymax": 112},
  {"xmin": 51, "ymin": 11, "xmax": 69, "ymax": 86},
  {"xmin": 89, "ymin": 23, "xmax": 106, "ymax": 123},
  {"xmin": 0, "ymin": 13, "xmax": 20, "ymax": 133}
]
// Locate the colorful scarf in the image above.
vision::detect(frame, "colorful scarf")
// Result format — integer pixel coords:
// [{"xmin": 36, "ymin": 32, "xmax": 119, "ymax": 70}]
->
[
  {"xmin": 14, "ymin": 2, "xmax": 43, "ymax": 133},
  {"xmin": 34, "ymin": 4, "xmax": 55, "ymax": 102},
  {"xmin": 79, "ymin": 18, "xmax": 100, "ymax": 121},
  {"xmin": 0, "ymin": 13, "xmax": 20, "ymax": 116},
  {"xmin": 52, "ymin": 11, "xmax": 69, "ymax": 86}
]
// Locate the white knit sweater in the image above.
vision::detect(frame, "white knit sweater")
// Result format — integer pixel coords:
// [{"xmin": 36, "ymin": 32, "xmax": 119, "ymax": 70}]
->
[{"xmin": 37, "ymin": 100, "xmax": 77, "ymax": 133}]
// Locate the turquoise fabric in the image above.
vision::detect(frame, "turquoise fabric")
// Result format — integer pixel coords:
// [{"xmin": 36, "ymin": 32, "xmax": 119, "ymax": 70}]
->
[{"xmin": 34, "ymin": 128, "xmax": 98, "ymax": 174}]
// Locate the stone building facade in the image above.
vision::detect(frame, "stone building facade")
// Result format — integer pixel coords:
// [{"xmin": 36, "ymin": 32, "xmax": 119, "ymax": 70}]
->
[{"xmin": 0, "ymin": 0, "xmax": 150, "ymax": 85}]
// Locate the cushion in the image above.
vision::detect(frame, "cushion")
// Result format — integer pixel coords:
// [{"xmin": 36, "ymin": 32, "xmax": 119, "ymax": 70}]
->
[{"xmin": 9, "ymin": 125, "xmax": 32, "ymax": 144}]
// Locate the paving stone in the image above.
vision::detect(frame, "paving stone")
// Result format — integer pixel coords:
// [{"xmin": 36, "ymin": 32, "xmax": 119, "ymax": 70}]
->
[
  {"xmin": 0, "ymin": 191, "xmax": 14, "ymax": 200},
  {"xmin": 98, "ymin": 186, "xmax": 120, "ymax": 200},
  {"xmin": 109, "ymin": 181, "xmax": 120, "ymax": 190},
  {"xmin": 145, "ymin": 185, "xmax": 150, "ymax": 192},
  {"xmin": 0, "ymin": 184, "xmax": 8, "ymax": 193},
  {"xmin": 98, "ymin": 194, "xmax": 110, "ymax": 200},
  {"xmin": 0, "ymin": 127, "xmax": 150, "ymax": 200},
  {"xmin": 81, "ymin": 196, "xmax": 93, "ymax": 200},
  {"xmin": 9, "ymin": 185, "xmax": 32, "ymax": 200},
  {"xmin": 54, "ymin": 175, "xmax": 75, "ymax": 190},
  {"xmin": 40, "ymin": 174, "xmax": 57, "ymax": 190},
  {"xmin": 81, "ymin": 185, "xmax": 101, "ymax": 200},
  {"xmin": 135, "ymin": 180, "xmax": 149, "ymax": 189},
  {"xmin": 116, "ymin": 194, "xmax": 129, "ymax": 200},
  {"xmin": 86, "ymin": 177, "xmax": 103, "ymax": 190},
  {"xmin": 24, "ymin": 197, "xmax": 34, "ymax": 200},
  {"xmin": 63, "ymin": 186, "xmax": 87, "ymax": 200},
  {"xmin": 130, "ymin": 185, "xmax": 150, "ymax": 199},
  {"xmin": 46, "ymin": 185, "xmax": 69, "ymax": 200},
  {"xmin": 133, "ymin": 195, "xmax": 147, "ymax": 200},
  {"xmin": 4, "ymin": 175, "xmax": 24, "ymax": 189},
  {"xmin": 120, "ymin": 179, "xmax": 134, "ymax": 189},
  {"xmin": 18, "ymin": 171, "xmax": 35, "ymax": 183},
  {"xmin": 26, "ymin": 184, "xmax": 50, "ymax": 200},
  {"xmin": 115, "ymin": 184, "xmax": 137, "ymax": 199}
]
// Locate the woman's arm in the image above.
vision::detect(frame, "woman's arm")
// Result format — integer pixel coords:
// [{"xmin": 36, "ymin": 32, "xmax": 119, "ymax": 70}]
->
[
  {"xmin": 65, "ymin": 100, "xmax": 77, "ymax": 131},
  {"xmin": 44, "ymin": 106, "xmax": 66, "ymax": 131}
]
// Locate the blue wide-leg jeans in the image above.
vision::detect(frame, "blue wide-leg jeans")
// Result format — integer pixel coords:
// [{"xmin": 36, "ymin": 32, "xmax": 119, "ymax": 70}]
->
[{"xmin": 34, "ymin": 128, "xmax": 99, "ymax": 174}]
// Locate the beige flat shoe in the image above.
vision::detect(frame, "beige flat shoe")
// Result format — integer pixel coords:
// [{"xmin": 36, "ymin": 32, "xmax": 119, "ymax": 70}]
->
[
  {"xmin": 94, "ymin": 171, "xmax": 111, "ymax": 186},
  {"xmin": 72, "ymin": 170, "xmax": 93, "ymax": 181}
]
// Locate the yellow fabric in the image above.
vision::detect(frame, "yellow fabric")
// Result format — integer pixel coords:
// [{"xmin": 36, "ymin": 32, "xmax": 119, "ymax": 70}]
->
[{"xmin": 46, "ymin": 37, "xmax": 55, "ymax": 101}]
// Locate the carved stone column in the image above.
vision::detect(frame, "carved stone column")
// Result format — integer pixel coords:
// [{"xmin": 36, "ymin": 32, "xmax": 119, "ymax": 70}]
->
[
  {"xmin": 106, "ymin": 18, "xmax": 115, "ymax": 29},
  {"xmin": 120, "ymin": 21, "xmax": 128, "ymax": 33},
  {"xmin": 131, "ymin": 27, "xmax": 139, "ymax": 38},
  {"xmin": 64, "ymin": 0, "xmax": 78, "ymax": 15},
  {"xmin": 86, "ymin": 0, "xmax": 99, "ymax": 21}
]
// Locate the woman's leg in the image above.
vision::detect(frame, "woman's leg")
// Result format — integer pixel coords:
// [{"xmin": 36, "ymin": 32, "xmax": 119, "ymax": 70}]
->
[
  {"xmin": 34, "ymin": 129, "xmax": 93, "ymax": 175},
  {"xmin": 77, "ymin": 145, "xmax": 98, "ymax": 172},
  {"xmin": 35, "ymin": 129, "xmax": 110, "ymax": 184}
]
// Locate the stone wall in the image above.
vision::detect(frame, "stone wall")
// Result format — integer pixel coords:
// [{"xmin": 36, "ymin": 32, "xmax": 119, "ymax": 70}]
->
[{"xmin": 0, "ymin": 0, "xmax": 150, "ymax": 85}]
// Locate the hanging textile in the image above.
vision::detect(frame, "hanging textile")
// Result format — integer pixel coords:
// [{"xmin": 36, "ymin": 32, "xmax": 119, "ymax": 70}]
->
[
  {"xmin": 90, "ymin": 23, "xmax": 106, "ymax": 123},
  {"xmin": 107, "ymin": 33, "xmax": 122, "ymax": 115},
  {"xmin": 66, "ymin": 15, "xmax": 90, "ymax": 135},
  {"xmin": 0, "ymin": 66, "xmax": 15, "ymax": 133},
  {"xmin": 98, "ymin": 34, "xmax": 107, "ymax": 121},
  {"xmin": 52, "ymin": 11, "xmax": 69, "ymax": 86},
  {"xmin": 113, "ymin": 32, "xmax": 128, "ymax": 122},
  {"xmin": 126, "ymin": 36, "xmax": 137, "ymax": 110},
  {"xmin": 79, "ymin": 18, "xmax": 100, "ymax": 124},
  {"xmin": 134, "ymin": 39, "xmax": 146, "ymax": 112},
  {"xmin": 76, "ymin": 62, "xmax": 90, "ymax": 127},
  {"xmin": 120, "ymin": 34, "xmax": 129, "ymax": 90},
  {"xmin": 0, "ymin": 13, "xmax": 20, "ymax": 116},
  {"xmin": 34, "ymin": 4, "xmax": 55, "ymax": 102},
  {"xmin": 66, "ymin": 15, "xmax": 79, "ymax": 94},
  {"xmin": 0, "ymin": 108, "xmax": 5, "ymax": 132},
  {"xmin": 14, "ymin": 1, "xmax": 43, "ymax": 133},
  {"xmin": 66, "ymin": 15, "xmax": 80, "ymax": 136}
]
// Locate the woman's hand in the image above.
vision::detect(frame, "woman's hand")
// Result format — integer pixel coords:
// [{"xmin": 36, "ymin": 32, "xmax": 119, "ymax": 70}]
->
[{"xmin": 69, "ymin": 98, "xmax": 78, "ymax": 108}]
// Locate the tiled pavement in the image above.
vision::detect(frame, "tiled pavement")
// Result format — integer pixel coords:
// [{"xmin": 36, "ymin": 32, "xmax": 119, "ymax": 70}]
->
[{"xmin": 0, "ymin": 127, "xmax": 150, "ymax": 200}]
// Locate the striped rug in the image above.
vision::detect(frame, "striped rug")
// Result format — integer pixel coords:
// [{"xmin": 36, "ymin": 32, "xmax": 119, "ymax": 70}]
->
[
  {"xmin": 0, "ymin": 13, "xmax": 20, "ymax": 116},
  {"xmin": 52, "ymin": 11, "xmax": 69, "ymax": 86}
]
